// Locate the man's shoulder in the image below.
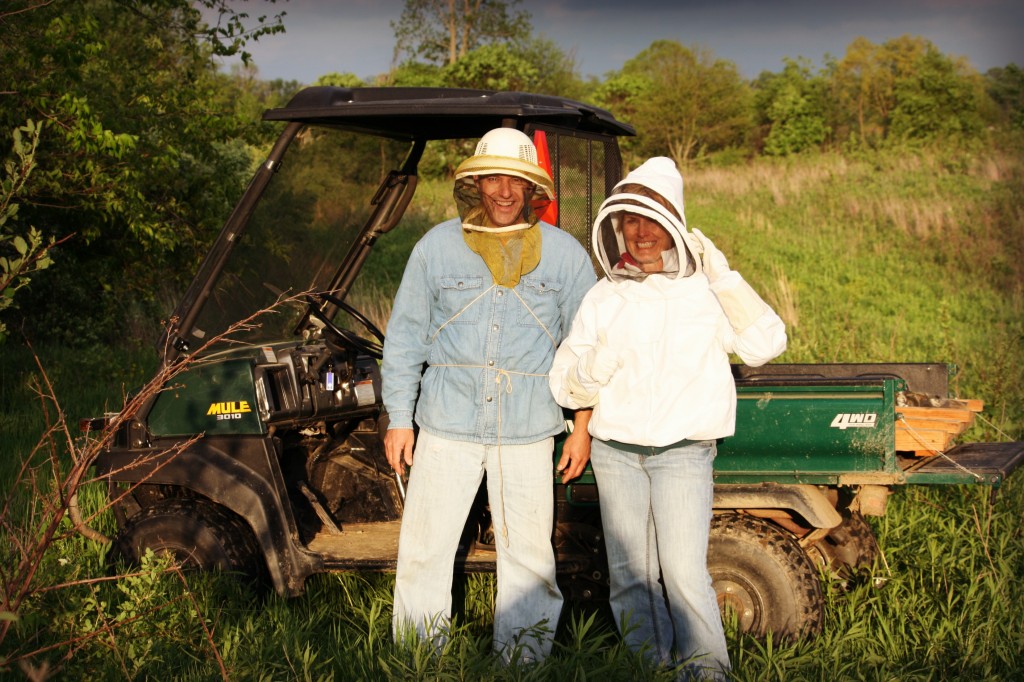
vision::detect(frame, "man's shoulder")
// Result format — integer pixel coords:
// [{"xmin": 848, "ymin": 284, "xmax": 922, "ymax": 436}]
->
[
  {"xmin": 419, "ymin": 217, "xmax": 463, "ymax": 241},
  {"xmin": 411, "ymin": 218, "xmax": 465, "ymax": 255},
  {"xmin": 539, "ymin": 222, "xmax": 589, "ymax": 260}
]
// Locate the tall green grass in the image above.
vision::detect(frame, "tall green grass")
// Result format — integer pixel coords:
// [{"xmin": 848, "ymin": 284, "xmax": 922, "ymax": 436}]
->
[{"xmin": 2, "ymin": 143, "xmax": 1022, "ymax": 679}]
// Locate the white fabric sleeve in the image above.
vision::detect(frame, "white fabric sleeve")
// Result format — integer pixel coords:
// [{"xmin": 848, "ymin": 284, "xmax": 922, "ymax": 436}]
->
[
  {"xmin": 549, "ymin": 297, "xmax": 604, "ymax": 408},
  {"xmin": 712, "ymin": 270, "xmax": 787, "ymax": 367}
]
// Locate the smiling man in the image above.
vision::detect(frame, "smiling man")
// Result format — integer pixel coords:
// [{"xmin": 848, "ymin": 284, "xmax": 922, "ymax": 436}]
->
[{"xmin": 381, "ymin": 127, "xmax": 596, "ymax": 663}]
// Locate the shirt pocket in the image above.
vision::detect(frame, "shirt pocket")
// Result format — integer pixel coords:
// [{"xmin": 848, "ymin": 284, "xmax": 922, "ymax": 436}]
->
[
  {"xmin": 516, "ymin": 275, "xmax": 564, "ymax": 330},
  {"xmin": 438, "ymin": 275, "xmax": 486, "ymax": 326}
]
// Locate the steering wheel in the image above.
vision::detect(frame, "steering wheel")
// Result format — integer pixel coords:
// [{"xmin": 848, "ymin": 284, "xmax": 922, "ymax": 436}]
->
[{"xmin": 305, "ymin": 292, "xmax": 385, "ymax": 359}]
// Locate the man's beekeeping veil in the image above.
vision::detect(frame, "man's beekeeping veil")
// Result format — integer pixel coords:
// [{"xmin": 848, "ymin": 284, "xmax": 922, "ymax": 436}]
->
[{"xmin": 452, "ymin": 128, "xmax": 556, "ymax": 286}]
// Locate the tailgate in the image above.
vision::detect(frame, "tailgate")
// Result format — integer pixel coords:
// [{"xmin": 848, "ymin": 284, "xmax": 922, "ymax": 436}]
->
[{"xmin": 903, "ymin": 441, "xmax": 1024, "ymax": 487}]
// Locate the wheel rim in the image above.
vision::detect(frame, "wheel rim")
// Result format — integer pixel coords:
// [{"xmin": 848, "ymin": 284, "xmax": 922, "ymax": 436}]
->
[{"xmin": 712, "ymin": 572, "xmax": 762, "ymax": 632}]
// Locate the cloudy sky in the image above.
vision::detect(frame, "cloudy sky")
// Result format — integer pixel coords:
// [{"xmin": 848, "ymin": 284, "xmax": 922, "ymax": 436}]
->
[{"xmin": 218, "ymin": 0, "xmax": 1024, "ymax": 84}]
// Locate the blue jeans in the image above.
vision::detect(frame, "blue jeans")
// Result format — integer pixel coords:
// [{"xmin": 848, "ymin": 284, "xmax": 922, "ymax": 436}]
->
[
  {"xmin": 590, "ymin": 438, "xmax": 730, "ymax": 678},
  {"xmin": 392, "ymin": 430, "xmax": 563, "ymax": 663}
]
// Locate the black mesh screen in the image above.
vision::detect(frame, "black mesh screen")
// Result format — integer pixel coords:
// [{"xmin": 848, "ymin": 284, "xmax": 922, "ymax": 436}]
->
[{"xmin": 528, "ymin": 126, "xmax": 623, "ymax": 262}]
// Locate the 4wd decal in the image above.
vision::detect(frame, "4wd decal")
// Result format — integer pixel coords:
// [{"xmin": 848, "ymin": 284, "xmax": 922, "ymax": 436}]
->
[
  {"xmin": 830, "ymin": 413, "xmax": 877, "ymax": 430},
  {"xmin": 207, "ymin": 401, "xmax": 252, "ymax": 421}
]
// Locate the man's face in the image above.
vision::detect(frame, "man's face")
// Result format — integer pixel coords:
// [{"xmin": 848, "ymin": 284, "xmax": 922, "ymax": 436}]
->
[
  {"xmin": 476, "ymin": 174, "xmax": 530, "ymax": 227},
  {"xmin": 622, "ymin": 212, "xmax": 674, "ymax": 273}
]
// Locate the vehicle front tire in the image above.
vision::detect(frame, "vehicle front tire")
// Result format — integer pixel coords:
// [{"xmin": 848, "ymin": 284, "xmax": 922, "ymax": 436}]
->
[
  {"xmin": 707, "ymin": 513, "xmax": 825, "ymax": 638},
  {"xmin": 110, "ymin": 498, "xmax": 264, "ymax": 582}
]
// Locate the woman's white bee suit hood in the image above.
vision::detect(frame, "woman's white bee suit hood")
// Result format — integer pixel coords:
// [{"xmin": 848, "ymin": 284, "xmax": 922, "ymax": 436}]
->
[{"xmin": 592, "ymin": 156, "xmax": 698, "ymax": 282}]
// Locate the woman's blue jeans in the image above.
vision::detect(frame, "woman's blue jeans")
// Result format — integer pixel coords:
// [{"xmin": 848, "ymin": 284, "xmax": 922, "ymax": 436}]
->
[{"xmin": 590, "ymin": 438, "xmax": 730, "ymax": 678}]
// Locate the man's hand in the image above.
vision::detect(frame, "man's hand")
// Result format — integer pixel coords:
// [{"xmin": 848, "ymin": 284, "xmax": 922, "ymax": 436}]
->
[
  {"xmin": 556, "ymin": 410, "xmax": 592, "ymax": 483},
  {"xmin": 385, "ymin": 428, "xmax": 415, "ymax": 477}
]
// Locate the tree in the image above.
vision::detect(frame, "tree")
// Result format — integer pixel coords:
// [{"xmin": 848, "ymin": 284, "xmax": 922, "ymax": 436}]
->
[
  {"xmin": 513, "ymin": 35, "xmax": 585, "ymax": 100},
  {"xmin": 985, "ymin": 64, "xmax": 1024, "ymax": 129},
  {"xmin": 826, "ymin": 36, "xmax": 892, "ymax": 146},
  {"xmin": 0, "ymin": 0, "xmax": 287, "ymax": 345},
  {"xmin": 887, "ymin": 38, "xmax": 987, "ymax": 141},
  {"xmin": 757, "ymin": 59, "xmax": 830, "ymax": 156},
  {"xmin": 391, "ymin": 0, "xmax": 531, "ymax": 67},
  {"xmin": 596, "ymin": 41, "xmax": 751, "ymax": 167},
  {"xmin": 442, "ymin": 43, "xmax": 538, "ymax": 91},
  {"xmin": 827, "ymin": 35, "xmax": 990, "ymax": 146}
]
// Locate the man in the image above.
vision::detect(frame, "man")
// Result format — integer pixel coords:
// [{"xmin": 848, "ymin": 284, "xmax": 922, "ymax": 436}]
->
[{"xmin": 382, "ymin": 127, "xmax": 595, "ymax": 662}]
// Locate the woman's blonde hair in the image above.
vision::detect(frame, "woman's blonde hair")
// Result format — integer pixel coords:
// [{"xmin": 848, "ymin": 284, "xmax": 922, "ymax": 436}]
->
[{"xmin": 613, "ymin": 183, "xmax": 681, "ymax": 221}]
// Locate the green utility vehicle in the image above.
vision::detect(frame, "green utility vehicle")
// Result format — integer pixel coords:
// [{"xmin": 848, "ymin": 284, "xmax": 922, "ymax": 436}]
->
[{"xmin": 85, "ymin": 87, "xmax": 1024, "ymax": 639}]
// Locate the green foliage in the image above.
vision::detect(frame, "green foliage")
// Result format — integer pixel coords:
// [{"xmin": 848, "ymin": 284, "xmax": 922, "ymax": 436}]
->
[
  {"xmin": 510, "ymin": 35, "xmax": 587, "ymax": 100},
  {"xmin": 442, "ymin": 42, "xmax": 539, "ymax": 91},
  {"xmin": 391, "ymin": 0, "xmax": 531, "ymax": 67},
  {"xmin": 889, "ymin": 45, "xmax": 987, "ymax": 141},
  {"xmin": 315, "ymin": 72, "xmax": 366, "ymax": 88},
  {"xmin": 596, "ymin": 40, "xmax": 752, "ymax": 168},
  {"xmin": 0, "ymin": 121, "xmax": 55, "ymax": 344},
  {"xmin": 192, "ymin": 0, "xmax": 287, "ymax": 64},
  {"xmin": 827, "ymin": 35, "xmax": 993, "ymax": 149},
  {"xmin": 757, "ymin": 59, "xmax": 831, "ymax": 156},
  {"xmin": 985, "ymin": 63, "xmax": 1024, "ymax": 129},
  {"xmin": 442, "ymin": 36, "xmax": 585, "ymax": 96},
  {"xmin": 0, "ymin": 0, "xmax": 282, "ymax": 346},
  {"xmin": 382, "ymin": 60, "xmax": 445, "ymax": 88}
]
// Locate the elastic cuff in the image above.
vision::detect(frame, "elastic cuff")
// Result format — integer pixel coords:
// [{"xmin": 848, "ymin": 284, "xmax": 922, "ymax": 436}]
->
[
  {"xmin": 386, "ymin": 410, "xmax": 414, "ymax": 430},
  {"xmin": 566, "ymin": 367, "xmax": 600, "ymax": 408}
]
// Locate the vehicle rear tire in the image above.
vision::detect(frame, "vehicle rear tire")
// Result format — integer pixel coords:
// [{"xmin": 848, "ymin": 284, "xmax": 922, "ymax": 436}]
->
[
  {"xmin": 707, "ymin": 513, "xmax": 824, "ymax": 638},
  {"xmin": 110, "ymin": 498, "xmax": 264, "ymax": 582}
]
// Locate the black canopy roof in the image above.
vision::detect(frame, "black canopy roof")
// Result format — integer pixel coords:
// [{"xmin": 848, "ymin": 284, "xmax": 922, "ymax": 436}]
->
[{"xmin": 262, "ymin": 86, "xmax": 635, "ymax": 140}]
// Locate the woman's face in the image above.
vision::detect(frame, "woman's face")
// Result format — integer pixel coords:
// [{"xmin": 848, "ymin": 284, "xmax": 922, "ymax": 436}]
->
[
  {"xmin": 622, "ymin": 212, "xmax": 673, "ymax": 272},
  {"xmin": 476, "ymin": 174, "xmax": 530, "ymax": 227}
]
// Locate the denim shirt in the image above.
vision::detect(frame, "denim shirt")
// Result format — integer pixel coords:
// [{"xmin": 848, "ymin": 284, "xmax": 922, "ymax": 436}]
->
[{"xmin": 382, "ymin": 218, "xmax": 596, "ymax": 445}]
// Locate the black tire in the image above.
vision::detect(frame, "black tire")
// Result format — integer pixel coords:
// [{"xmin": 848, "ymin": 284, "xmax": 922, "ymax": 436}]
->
[
  {"xmin": 707, "ymin": 513, "xmax": 825, "ymax": 638},
  {"xmin": 110, "ymin": 498, "xmax": 264, "ymax": 582}
]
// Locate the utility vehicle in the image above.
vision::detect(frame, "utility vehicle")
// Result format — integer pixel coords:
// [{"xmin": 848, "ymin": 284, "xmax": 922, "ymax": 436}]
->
[{"xmin": 85, "ymin": 87, "xmax": 1024, "ymax": 638}]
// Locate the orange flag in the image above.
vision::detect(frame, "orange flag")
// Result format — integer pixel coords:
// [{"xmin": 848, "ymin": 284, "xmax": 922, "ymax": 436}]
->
[{"xmin": 531, "ymin": 130, "xmax": 559, "ymax": 225}]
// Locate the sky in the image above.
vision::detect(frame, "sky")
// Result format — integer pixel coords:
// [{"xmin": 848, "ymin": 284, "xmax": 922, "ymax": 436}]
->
[{"xmin": 215, "ymin": 0, "xmax": 1024, "ymax": 84}]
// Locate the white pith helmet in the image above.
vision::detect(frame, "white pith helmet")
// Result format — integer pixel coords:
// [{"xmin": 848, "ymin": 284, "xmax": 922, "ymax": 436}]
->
[{"xmin": 454, "ymin": 128, "xmax": 555, "ymax": 200}]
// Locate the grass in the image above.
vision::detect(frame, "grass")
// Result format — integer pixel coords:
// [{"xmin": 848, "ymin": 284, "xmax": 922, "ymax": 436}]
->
[{"xmin": 2, "ymin": 141, "xmax": 1023, "ymax": 679}]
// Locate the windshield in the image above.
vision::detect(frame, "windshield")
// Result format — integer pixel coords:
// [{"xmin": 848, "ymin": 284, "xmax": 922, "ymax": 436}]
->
[{"xmin": 188, "ymin": 127, "xmax": 411, "ymax": 348}]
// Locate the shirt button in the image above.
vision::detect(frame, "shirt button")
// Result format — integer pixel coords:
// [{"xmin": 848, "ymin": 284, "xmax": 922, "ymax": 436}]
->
[
  {"xmin": 492, "ymin": 324, "xmax": 499, "ymax": 331},
  {"xmin": 486, "ymin": 396, "xmax": 493, "ymax": 402},
  {"xmin": 488, "ymin": 360, "xmax": 494, "ymax": 366},
  {"xmin": 497, "ymin": 290, "xmax": 503, "ymax": 297}
]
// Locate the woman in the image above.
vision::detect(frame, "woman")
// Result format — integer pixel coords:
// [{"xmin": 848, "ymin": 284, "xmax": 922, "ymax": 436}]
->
[{"xmin": 549, "ymin": 157, "xmax": 786, "ymax": 678}]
